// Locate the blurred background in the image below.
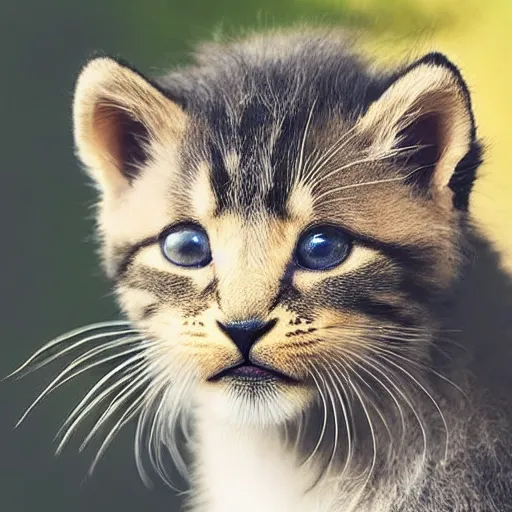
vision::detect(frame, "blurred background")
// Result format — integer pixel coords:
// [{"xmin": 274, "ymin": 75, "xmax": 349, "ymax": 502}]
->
[{"xmin": 1, "ymin": 0, "xmax": 511, "ymax": 510}]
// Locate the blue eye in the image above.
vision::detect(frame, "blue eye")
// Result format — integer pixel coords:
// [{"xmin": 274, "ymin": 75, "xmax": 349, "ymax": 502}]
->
[
  {"xmin": 295, "ymin": 225, "xmax": 352, "ymax": 271},
  {"xmin": 160, "ymin": 224, "xmax": 212, "ymax": 268}
]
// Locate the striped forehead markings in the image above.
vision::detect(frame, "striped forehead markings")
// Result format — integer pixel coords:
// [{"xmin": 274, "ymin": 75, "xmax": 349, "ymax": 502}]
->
[{"xmin": 195, "ymin": 100, "xmax": 321, "ymax": 216}]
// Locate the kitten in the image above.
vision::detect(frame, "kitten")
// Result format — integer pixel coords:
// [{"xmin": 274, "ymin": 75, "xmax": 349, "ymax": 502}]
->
[{"xmin": 14, "ymin": 29, "xmax": 512, "ymax": 511}]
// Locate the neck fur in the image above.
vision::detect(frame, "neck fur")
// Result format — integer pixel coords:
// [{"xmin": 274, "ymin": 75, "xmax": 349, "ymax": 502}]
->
[{"xmin": 189, "ymin": 405, "xmax": 346, "ymax": 512}]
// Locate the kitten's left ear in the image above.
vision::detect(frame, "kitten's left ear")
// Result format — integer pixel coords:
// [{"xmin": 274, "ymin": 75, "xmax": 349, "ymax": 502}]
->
[{"xmin": 358, "ymin": 53, "xmax": 482, "ymax": 210}]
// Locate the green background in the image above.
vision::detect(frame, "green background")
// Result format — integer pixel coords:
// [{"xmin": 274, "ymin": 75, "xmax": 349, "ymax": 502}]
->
[{"xmin": 1, "ymin": 1, "xmax": 510, "ymax": 511}]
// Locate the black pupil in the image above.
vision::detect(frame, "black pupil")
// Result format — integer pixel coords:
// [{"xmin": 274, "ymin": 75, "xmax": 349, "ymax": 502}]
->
[{"xmin": 181, "ymin": 233, "xmax": 203, "ymax": 257}]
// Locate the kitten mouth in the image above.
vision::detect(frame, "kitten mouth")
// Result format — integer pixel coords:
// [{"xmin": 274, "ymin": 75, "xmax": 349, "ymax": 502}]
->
[{"xmin": 208, "ymin": 362, "xmax": 296, "ymax": 383}]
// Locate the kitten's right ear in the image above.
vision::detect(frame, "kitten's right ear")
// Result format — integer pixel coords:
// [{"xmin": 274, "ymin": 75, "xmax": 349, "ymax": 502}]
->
[{"xmin": 73, "ymin": 57, "xmax": 188, "ymax": 196}]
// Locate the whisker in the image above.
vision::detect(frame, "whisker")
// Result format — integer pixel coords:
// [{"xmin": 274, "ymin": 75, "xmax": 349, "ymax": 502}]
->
[
  {"xmin": 301, "ymin": 365, "xmax": 329, "ymax": 469},
  {"xmin": 292, "ymin": 409, "xmax": 306, "ymax": 456},
  {"xmin": 324, "ymin": 359, "xmax": 353, "ymax": 479},
  {"xmin": 329, "ymin": 352, "xmax": 377, "ymax": 482},
  {"xmin": 332, "ymin": 349, "xmax": 406, "ymax": 451},
  {"xmin": 147, "ymin": 385, "xmax": 173, "ymax": 486},
  {"xmin": 67, "ymin": 364, "xmax": 147, "ymax": 452},
  {"xmin": 311, "ymin": 150, "xmax": 399, "ymax": 191},
  {"xmin": 16, "ymin": 337, "xmax": 146, "ymax": 427},
  {"xmin": 318, "ymin": 363, "xmax": 340, "ymax": 483},
  {"xmin": 294, "ymin": 98, "xmax": 318, "ymax": 185},
  {"xmin": 8, "ymin": 321, "xmax": 133, "ymax": 378},
  {"xmin": 363, "ymin": 339, "xmax": 466, "ymax": 397},
  {"xmin": 303, "ymin": 359, "xmax": 342, "ymax": 492},
  {"xmin": 377, "ymin": 353, "xmax": 449, "ymax": 461},
  {"xmin": 160, "ymin": 377, "xmax": 194, "ymax": 482},
  {"xmin": 323, "ymin": 324, "xmax": 466, "ymax": 396},
  {"xmin": 315, "ymin": 195, "xmax": 358, "ymax": 207},
  {"xmin": 370, "ymin": 324, "xmax": 461, "ymax": 335},
  {"xmin": 88, "ymin": 389, "xmax": 149, "ymax": 476},
  {"xmin": 352, "ymin": 350, "xmax": 428, "ymax": 466},
  {"xmin": 138, "ymin": 364, "xmax": 196, "ymax": 490},
  {"xmin": 364, "ymin": 396, "xmax": 394, "ymax": 452},
  {"xmin": 340, "ymin": 355, "xmax": 394, "ymax": 447},
  {"xmin": 312, "ymin": 162, "xmax": 434, "ymax": 204},
  {"xmin": 345, "ymin": 373, "xmax": 376, "ymax": 488},
  {"xmin": 302, "ymin": 125, "xmax": 360, "ymax": 188},
  {"xmin": 55, "ymin": 350, "xmax": 151, "ymax": 453},
  {"xmin": 79, "ymin": 370, "xmax": 151, "ymax": 451},
  {"xmin": 55, "ymin": 364, "xmax": 149, "ymax": 455},
  {"xmin": 28, "ymin": 331, "xmax": 142, "ymax": 375},
  {"xmin": 135, "ymin": 382, "xmax": 168, "ymax": 489}
]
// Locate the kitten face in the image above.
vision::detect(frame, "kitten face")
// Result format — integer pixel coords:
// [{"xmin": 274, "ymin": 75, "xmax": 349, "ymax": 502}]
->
[{"xmin": 73, "ymin": 33, "xmax": 480, "ymax": 428}]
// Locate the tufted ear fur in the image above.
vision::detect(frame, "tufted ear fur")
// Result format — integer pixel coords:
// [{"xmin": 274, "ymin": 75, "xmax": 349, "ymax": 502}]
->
[
  {"xmin": 357, "ymin": 53, "xmax": 482, "ymax": 210},
  {"xmin": 73, "ymin": 57, "xmax": 188, "ymax": 197}
]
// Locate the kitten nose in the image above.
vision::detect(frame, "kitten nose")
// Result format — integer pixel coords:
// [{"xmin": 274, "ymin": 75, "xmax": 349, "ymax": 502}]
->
[{"xmin": 217, "ymin": 319, "xmax": 277, "ymax": 358}]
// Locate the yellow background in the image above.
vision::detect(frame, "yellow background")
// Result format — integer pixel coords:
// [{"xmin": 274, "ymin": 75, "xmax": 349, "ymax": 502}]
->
[{"xmin": 358, "ymin": 0, "xmax": 512, "ymax": 270}]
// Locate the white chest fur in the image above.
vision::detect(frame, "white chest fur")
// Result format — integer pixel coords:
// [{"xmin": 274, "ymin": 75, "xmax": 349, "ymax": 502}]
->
[{"xmin": 188, "ymin": 411, "xmax": 388, "ymax": 512}]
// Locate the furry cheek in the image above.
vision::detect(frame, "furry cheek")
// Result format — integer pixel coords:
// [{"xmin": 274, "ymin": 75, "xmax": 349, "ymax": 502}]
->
[{"xmin": 132, "ymin": 304, "xmax": 241, "ymax": 382}]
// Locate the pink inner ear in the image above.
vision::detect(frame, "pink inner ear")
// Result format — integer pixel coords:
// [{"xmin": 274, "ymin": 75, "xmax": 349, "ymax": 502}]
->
[
  {"xmin": 395, "ymin": 110, "xmax": 443, "ymax": 193},
  {"xmin": 93, "ymin": 102, "xmax": 150, "ymax": 182}
]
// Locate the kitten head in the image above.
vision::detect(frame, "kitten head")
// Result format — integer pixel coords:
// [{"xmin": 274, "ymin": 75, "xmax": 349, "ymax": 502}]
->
[{"xmin": 73, "ymin": 33, "xmax": 481, "ymax": 429}]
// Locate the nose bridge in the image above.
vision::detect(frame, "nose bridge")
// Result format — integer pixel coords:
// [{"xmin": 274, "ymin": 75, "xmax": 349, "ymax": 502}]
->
[
  {"xmin": 213, "ymin": 217, "xmax": 288, "ymax": 320},
  {"xmin": 218, "ymin": 244, "xmax": 279, "ymax": 319}
]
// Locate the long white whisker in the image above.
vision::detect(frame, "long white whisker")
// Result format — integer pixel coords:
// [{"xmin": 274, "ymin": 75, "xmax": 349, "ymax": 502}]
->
[
  {"xmin": 302, "ymin": 125, "xmax": 360, "ymax": 188},
  {"xmin": 312, "ymin": 162, "xmax": 432, "ymax": 204},
  {"xmin": 147, "ymin": 385, "xmax": 173, "ymax": 485},
  {"xmin": 141, "ymin": 363, "xmax": 196, "ymax": 490},
  {"xmin": 364, "ymin": 339, "xmax": 466, "ymax": 397},
  {"xmin": 66, "ymin": 363, "xmax": 147, "ymax": 452},
  {"xmin": 79, "ymin": 369, "xmax": 151, "ymax": 451},
  {"xmin": 350, "ymin": 368, "xmax": 394, "ymax": 450},
  {"xmin": 26, "ymin": 329, "xmax": 140, "ymax": 375},
  {"xmin": 312, "ymin": 152, "xmax": 396, "ymax": 191},
  {"xmin": 57, "ymin": 336, "xmax": 146, "ymax": 371},
  {"xmin": 55, "ymin": 367, "xmax": 147, "ymax": 456},
  {"xmin": 15, "ymin": 337, "xmax": 146, "ymax": 427},
  {"xmin": 292, "ymin": 410, "xmax": 306, "ymax": 456},
  {"xmin": 355, "ymin": 350, "xmax": 428, "ymax": 466},
  {"xmin": 88, "ymin": 389, "xmax": 149, "ymax": 476},
  {"xmin": 324, "ymin": 359, "xmax": 353, "ymax": 479},
  {"xmin": 346, "ymin": 374, "xmax": 376, "ymax": 488},
  {"xmin": 303, "ymin": 359, "xmax": 342, "ymax": 493},
  {"xmin": 377, "ymin": 352, "xmax": 449, "ymax": 461},
  {"xmin": 318, "ymin": 364, "xmax": 340, "ymax": 482},
  {"xmin": 135, "ymin": 381, "xmax": 168, "ymax": 489},
  {"xmin": 295, "ymin": 98, "xmax": 318, "ymax": 186},
  {"xmin": 311, "ymin": 143, "xmax": 422, "ymax": 191},
  {"xmin": 330, "ymin": 347, "xmax": 406, "ymax": 451},
  {"xmin": 55, "ymin": 347, "xmax": 153, "ymax": 452},
  {"xmin": 314, "ymin": 195, "xmax": 358, "ymax": 207},
  {"xmin": 301, "ymin": 365, "xmax": 329, "ymax": 468},
  {"xmin": 324, "ymin": 353, "xmax": 376, "ymax": 485},
  {"xmin": 159, "ymin": 375, "xmax": 194, "ymax": 482},
  {"xmin": 8, "ymin": 322, "xmax": 133, "ymax": 378},
  {"xmin": 326, "ymin": 325, "xmax": 466, "ymax": 395}
]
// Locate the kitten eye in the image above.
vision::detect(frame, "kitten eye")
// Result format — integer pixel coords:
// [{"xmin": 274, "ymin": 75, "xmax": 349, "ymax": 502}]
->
[
  {"xmin": 295, "ymin": 225, "xmax": 352, "ymax": 271},
  {"xmin": 160, "ymin": 224, "xmax": 212, "ymax": 268}
]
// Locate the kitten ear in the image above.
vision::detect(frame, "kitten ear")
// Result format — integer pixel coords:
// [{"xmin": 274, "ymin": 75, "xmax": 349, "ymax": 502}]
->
[
  {"xmin": 358, "ymin": 53, "xmax": 481, "ymax": 210},
  {"xmin": 73, "ymin": 57, "xmax": 188, "ymax": 196}
]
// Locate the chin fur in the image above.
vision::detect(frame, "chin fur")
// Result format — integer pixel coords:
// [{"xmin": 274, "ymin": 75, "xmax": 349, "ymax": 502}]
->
[{"xmin": 196, "ymin": 379, "xmax": 312, "ymax": 427}]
